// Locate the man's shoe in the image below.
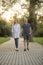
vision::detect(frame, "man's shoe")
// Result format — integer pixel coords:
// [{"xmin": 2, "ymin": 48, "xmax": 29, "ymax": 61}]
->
[
  {"xmin": 16, "ymin": 49, "xmax": 19, "ymax": 51},
  {"xmin": 24, "ymin": 49, "xmax": 26, "ymax": 51}
]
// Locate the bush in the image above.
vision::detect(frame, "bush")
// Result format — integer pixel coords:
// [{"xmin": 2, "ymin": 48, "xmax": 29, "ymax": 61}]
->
[
  {"xmin": 33, "ymin": 23, "xmax": 43, "ymax": 37},
  {"xmin": 0, "ymin": 19, "xmax": 11, "ymax": 37}
]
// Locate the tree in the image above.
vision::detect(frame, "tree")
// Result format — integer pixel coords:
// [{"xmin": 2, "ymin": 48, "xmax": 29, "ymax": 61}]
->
[
  {"xmin": 28, "ymin": 0, "xmax": 41, "ymax": 31},
  {"xmin": 26, "ymin": 0, "xmax": 41, "ymax": 31}
]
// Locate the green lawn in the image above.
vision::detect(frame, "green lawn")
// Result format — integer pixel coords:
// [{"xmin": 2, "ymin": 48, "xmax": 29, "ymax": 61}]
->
[
  {"xmin": 33, "ymin": 37, "xmax": 43, "ymax": 45},
  {"xmin": 0, "ymin": 37, "xmax": 10, "ymax": 44}
]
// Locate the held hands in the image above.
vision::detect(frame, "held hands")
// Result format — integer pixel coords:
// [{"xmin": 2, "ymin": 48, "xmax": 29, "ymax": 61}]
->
[
  {"xmin": 20, "ymin": 29, "xmax": 23, "ymax": 37},
  {"xmin": 20, "ymin": 32, "xmax": 22, "ymax": 37}
]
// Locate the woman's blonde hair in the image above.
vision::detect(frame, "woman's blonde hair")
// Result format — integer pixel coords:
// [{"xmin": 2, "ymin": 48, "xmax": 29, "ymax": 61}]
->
[{"xmin": 13, "ymin": 18, "xmax": 18, "ymax": 24}]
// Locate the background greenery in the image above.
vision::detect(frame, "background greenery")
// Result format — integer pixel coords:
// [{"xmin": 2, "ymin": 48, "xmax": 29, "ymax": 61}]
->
[
  {"xmin": 33, "ymin": 23, "xmax": 43, "ymax": 37},
  {"xmin": 0, "ymin": 37, "xmax": 10, "ymax": 44},
  {"xmin": 0, "ymin": 19, "xmax": 11, "ymax": 37},
  {"xmin": 0, "ymin": 0, "xmax": 43, "ymax": 45},
  {"xmin": 33, "ymin": 37, "xmax": 43, "ymax": 45}
]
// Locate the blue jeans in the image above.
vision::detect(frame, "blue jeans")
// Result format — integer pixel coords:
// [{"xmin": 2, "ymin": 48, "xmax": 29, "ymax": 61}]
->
[{"xmin": 14, "ymin": 38, "xmax": 19, "ymax": 48}]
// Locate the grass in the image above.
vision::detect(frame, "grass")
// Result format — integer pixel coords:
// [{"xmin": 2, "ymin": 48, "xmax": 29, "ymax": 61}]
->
[
  {"xmin": 33, "ymin": 37, "xmax": 43, "ymax": 45},
  {"xmin": 0, "ymin": 37, "xmax": 10, "ymax": 44}
]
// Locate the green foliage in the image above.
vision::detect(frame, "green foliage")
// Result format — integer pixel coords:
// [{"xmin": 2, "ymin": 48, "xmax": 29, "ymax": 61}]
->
[
  {"xmin": 38, "ymin": 16, "xmax": 43, "ymax": 22},
  {"xmin": 0, "ymin": 20, "xmax": 6, "ymax": 36},
  {"xmin": 0, "ymin": 19, "xmax": 11, "ymax": 37},
  {"xmin": 33, "ymin": 24, "xmax": 43, "ymax": 37},
  {"xmin": 5, "ymin": 24, "xmax": 11, "ymax": 36}
]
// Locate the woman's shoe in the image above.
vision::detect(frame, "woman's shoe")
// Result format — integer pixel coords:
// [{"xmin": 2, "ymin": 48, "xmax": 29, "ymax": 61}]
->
[{"xmin": 16, "ymin": 48, "xmax": 19, "ymax": 51}]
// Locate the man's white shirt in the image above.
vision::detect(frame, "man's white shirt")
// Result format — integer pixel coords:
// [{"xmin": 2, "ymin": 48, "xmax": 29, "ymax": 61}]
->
[{"xmin": 12, "ymin": 23, "xmax": 20, "ymax": 38}]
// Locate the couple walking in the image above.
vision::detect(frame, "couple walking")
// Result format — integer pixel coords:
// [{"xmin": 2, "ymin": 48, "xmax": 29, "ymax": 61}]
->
[{"xmin": 12, "ymin": 18, "xmax": 31, "ymax": 51}]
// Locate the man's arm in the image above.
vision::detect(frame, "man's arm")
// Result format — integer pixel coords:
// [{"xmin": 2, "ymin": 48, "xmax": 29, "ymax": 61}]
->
[
  {"xmin": 20, "ymin": 24, "xmax": 24, "ymax": 37},
  {"xmin": 29, "ymin": 26, "xmax": 32, "ymax": 35}
]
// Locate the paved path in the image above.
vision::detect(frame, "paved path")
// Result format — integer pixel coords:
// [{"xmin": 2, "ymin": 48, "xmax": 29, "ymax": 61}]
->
[{"xmin": 0, "ymin": 38, "xmax": 43, "ymax": 65}]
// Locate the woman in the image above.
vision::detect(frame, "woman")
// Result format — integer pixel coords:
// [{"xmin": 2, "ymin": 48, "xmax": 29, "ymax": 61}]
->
[{"xmin": 12, "ymin": 19, "xmax": 20, "ymax": 51}]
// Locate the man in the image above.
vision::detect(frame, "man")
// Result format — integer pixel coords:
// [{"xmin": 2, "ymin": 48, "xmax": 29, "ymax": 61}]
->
[
  {"xmin": 12, "ymin": 19, "xmax": 20, "ymax": 51},
  {"xmin": 22, "ymin": 18, "xmax": 31, "ymax": 51}
]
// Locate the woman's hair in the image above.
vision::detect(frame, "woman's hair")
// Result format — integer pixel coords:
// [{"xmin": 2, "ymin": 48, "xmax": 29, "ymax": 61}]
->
[
  {"xmin": 14, "ymin": 20, "xmax": 16, "ymax": 24},
  {"xmin": 14, "ymin": 19, "xmax": 18, "ymax": 24}
]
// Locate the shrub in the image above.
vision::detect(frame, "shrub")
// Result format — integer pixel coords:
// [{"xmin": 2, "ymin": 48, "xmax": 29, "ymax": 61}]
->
[
  {"xmin": 0, "ymin": 19, "xmax": 11, "ymax": 37},
  {"xmin": 33, "ymin": 24, "xmax": 43, "ymax": 37}
]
